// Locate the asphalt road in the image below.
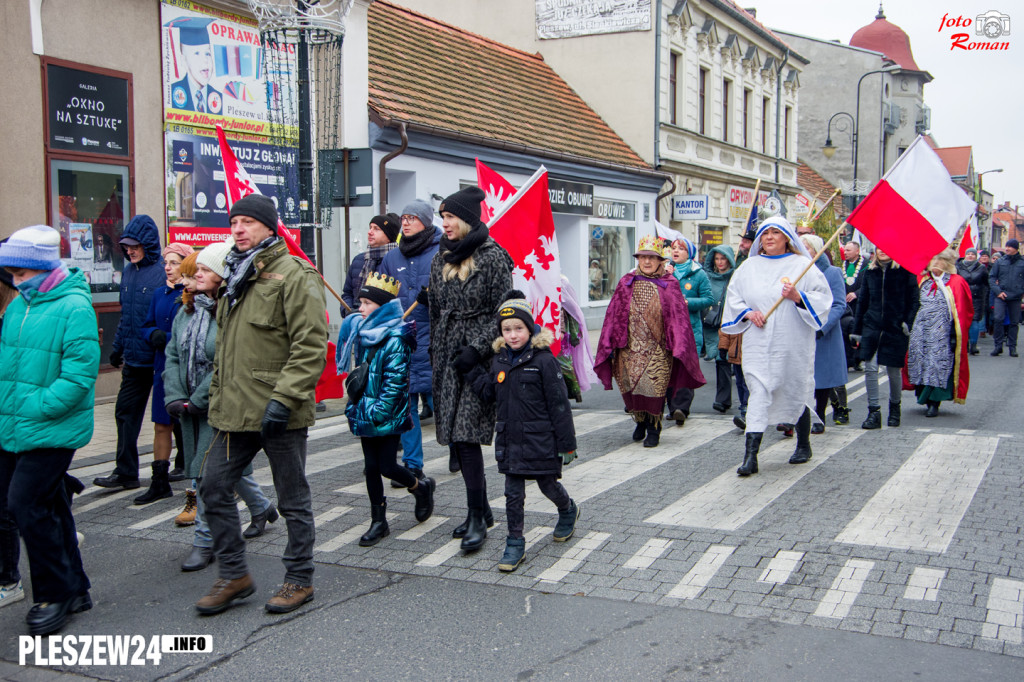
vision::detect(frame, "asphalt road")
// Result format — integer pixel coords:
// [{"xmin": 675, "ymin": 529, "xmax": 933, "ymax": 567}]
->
[{"xmin": 1, "ymin": 335, "xmax": 1022, "ymax": 680}]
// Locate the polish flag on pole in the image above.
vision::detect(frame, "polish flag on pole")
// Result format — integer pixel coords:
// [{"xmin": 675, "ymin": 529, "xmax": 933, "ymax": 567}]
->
[
  {"xmin": 958, "ymin": 214, "xmax": 980, "ymax": 257},
  {"xmin": 480, "ymin": 161, "xmax": 563, "ymax": 355},
  {"xmin": 216, "ymin": 124, "xmax": 345, "ymax": 401},
  {"xmin": 846, "ymin": 135, "xmax": 978, "ymax": 274}
]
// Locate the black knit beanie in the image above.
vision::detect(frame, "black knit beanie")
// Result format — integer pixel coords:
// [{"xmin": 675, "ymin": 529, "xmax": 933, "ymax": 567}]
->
[
  {"xmin": 496, "ymin": 289, "xmax": 538, "ymax": 335},
  {"xmin": 359, "ymin": 273, "xmax": 400, "ymax": 307},
  {"xmin": 229, "ymin": 194, "xmax": 279, "ymax": 233},
  {"xmin": 370, "ymin": 213, "xmax": 402, "ymax": 242},
  {"xmin": 439, "ymin": 186, "xmax": 486, "ymax": 228}
]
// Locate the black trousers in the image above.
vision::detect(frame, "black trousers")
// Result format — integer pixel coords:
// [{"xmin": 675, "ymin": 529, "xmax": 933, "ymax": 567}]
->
[
  {"xmin": 113, "ymin": 364, "xmax": 154, "ymax": 479},
  {"xmin": 0, "ymin": 449, "xmax": 19, "ymax": 586},
  {"xmin": 362, "ymin": 435, "xmax": 416, "ymax": 506},
  {"xmin": 666, "ymin": 387, "xmax": 695, "ymax": 418},
  {"xmin": 504, "ymin": 474, "xmax": 570, "ymax": 538},
  {"xmin": 993, "ymin": 297, "xmax": 1021, "ymax": 350},
  {"xmin": 2, "ymin": 448, "xmax": 89, "ymax": 604},
  {"xmin": 452, "ymin": 442, "xmax": 486, "ymax": 494},
  {"xmin": 715, "ymin": 349, "xmax": 733, "ymax": 408}
]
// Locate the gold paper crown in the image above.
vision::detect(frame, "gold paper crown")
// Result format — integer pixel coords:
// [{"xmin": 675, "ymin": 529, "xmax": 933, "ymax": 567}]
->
[
  {"xmin": 363, "ymin": 272, "xmax": 401, "ymax": 296},
  {"xmin": 635, "ymin": 235, "xmax": 668, "ymax": 258}
]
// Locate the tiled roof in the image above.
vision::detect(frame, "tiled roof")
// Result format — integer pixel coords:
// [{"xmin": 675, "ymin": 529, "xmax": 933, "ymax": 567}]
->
[
  {"xmin": 714, "ymin": 0, "xmax": 803, "ymax": 60},
  {"xmin": 850, "ymin": 14, "xmax": 922, "ymax": 71},
  {"xmin": 797, "ymin": 160, "xmax": 837, "ymax": 200},
  {"xmin": 933, "ymin": 146, "xmax": 972, "ymax": 177},
  {"xmin": 367, "ymin": 1, "xmax": 650, "ymax": 170}
]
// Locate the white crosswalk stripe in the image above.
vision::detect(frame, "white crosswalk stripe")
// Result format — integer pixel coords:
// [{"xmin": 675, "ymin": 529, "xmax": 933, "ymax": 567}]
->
[
  {"xmin": 623, "ymin": 538, "xmax": 674, "ymax": 570},
  {"xmin": 537, "ymin": 531, "xmax": 611, "ymax": 583},
  {"xmin": 396, "ymin": 516, "xmax": 450, "ymax": 541},
  {"xmin": 982, "ymin": 579, "xmax": 1024, "ymax": 644},
  {"xmin": 903, "ymin": 567, "xmax": 946, "ymax": 601},
  {"xmin": 813, "ymin": 559, "xmax": 875, "ymax": 619},
  {"xmin": 416, "ymin": 525, "xmax": 504, "ymax": 567},
  {"xmin": 315, "ymin": 513, "xmax": 398, "ymax": 553},
  {"xmin": 666, "ymin": 544, "xmax": 735, "ymax": 599},
  {"xmin": 758, "ymin": 550, "xmax": 805, "ymax": 584}
]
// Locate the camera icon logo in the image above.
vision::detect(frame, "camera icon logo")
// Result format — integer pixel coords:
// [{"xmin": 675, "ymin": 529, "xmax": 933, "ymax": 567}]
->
[{"xmin": 976, "ymin": 10, "xmax": 1011, "ymax": 38}]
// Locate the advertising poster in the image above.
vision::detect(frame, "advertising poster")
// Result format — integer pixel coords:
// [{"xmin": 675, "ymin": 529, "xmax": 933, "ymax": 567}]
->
[
  {"xmin": 536, "ymin": 0, "xmax": 651, "ymax": 39},
  {"xmin": 46, "ymin": 64, "xmax": 130, "ymax": 157},
  {"xmin": 160, "ymin": 0, "xmax": 298, "ymax": 139},
  {"xmin": 165, "ymin": 125, "xmax": 300, "ymax": 245}
]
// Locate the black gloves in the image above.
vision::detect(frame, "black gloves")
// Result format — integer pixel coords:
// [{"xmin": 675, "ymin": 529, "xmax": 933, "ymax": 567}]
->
[
  {"xmin": 109, "ymin": 350, "xmax": 123, "ymax": 368},
  {"xmin": 186, "ymin": 402, "xmax": 204, "ymax": 416},
  {"xmin": 261, "ymin": 399, "xmax": 291, "ymax": 439},
  {"xmin": 150, "ymin": 329, "xmax": 167, "ymax": 350},
  {"xmin": 166, "ymin": 400, "xmax": 187, "ymax": 419},
  {"xmin": 453, "ymin": 346, "xmax": 481, "ymax": 374},
  {"xmin": 416, "ymin": 287, "xmax": 430, "ymax": 307}
]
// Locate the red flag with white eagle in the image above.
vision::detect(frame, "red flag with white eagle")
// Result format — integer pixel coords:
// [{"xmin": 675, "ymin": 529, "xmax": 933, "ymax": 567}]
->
[
  {"xmin": 216, "ymin": 124, "xmax": 345, "ymax": 401},
  {"xmin": 846, "ymin": 135, "xmax": 977, "ymax": 274},
  {"xmin": 476, "ymin": 158, "xmax": 517, "ymax": 223},
  {"xmin": 482, "ymin": 162, "xmax": 563, "ymax": 355}
]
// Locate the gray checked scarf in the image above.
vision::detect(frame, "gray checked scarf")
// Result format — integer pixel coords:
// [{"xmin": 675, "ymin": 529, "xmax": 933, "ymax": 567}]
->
[{"xmin": 182, "ymin": 294, "xmax": 216, "ymax": 393}]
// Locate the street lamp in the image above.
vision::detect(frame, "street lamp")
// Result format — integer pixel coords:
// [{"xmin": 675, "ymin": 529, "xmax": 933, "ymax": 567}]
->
[{"xmin": 821, "ymin": 111, "xmax": 854, "ymax": 161}]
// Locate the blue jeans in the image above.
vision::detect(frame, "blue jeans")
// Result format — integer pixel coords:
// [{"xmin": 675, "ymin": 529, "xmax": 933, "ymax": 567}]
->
[
  {"xmin": 399, "ymin": 393, "xmax": 430, "ymax": 471},
  {"xmin": 733, "ymin": 364, "xmax": 749, "ymax": 414},
  {"xmin": 193, "ymin": 475, "xmax": 272, "ymax": 549},
  {"xmin": 201, "ymin": 428, "xmax": 314, "ymax": 585},
  {"xmin": 968, "ymin": 320, "xmax": 984, "ymax": 348}
]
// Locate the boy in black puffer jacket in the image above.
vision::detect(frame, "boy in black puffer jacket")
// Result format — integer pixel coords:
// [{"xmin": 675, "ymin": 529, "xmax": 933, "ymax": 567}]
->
[{"xmin": 469, "ymin": 291, "xmax": 578, "ymax": 572}]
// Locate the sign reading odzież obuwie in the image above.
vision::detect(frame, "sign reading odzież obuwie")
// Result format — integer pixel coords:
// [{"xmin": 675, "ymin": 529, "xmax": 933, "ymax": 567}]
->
[{"xmin": 46, "ymin": 64, "xmax": 130, "ymax": 157}]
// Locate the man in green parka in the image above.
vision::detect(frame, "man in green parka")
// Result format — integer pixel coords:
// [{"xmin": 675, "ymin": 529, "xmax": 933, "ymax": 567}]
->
[{"xmin": 0, "ymin": 225, "xmax": 99, "ymax": 636}]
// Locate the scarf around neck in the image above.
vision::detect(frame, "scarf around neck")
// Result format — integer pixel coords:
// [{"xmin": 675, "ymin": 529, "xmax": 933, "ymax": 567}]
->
[
  {"xmin": 224, "ymin": 235, "xmax": 279, "ymax": 309},
  {"xmin": 335, "ymin": 299, "xmax": 405, "ymax": 373},
  {"xmin": 399, "ymin": 227, "xmax": 436, "ymax": 257},
  {"xmin": 16, "ymin": 264, "xmax": 70, "ymax": 302},
  {"xmin": 182, "ymin": 294, "xmax": 216, "ymax": 393},
  {"xmin": 440, "ymin": 222, "xmax": 488, "ymax": 265},
  {"xmin": 358, "ymin": 242, "xmax": 397, "ymax": 289}
]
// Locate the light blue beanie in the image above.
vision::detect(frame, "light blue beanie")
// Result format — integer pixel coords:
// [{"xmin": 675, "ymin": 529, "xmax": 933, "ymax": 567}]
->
[{"xmin": 0, "ymin": 225, "xmax": 62, "ymax": 271}]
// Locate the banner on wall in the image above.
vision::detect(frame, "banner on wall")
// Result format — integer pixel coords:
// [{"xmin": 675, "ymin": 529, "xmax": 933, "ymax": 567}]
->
[
  {"xmin": 165, "ymin": 126, "xmax": 300, "ymax": 245},
  {"xmin": 160, "ymin": 0, "xmax": 298, "ymax": 138}
]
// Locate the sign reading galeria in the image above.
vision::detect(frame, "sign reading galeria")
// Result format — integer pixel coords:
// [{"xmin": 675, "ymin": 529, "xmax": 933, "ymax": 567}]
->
[
  {"xmin": 46, "ymin": 64, "xmax": 130, "ymax": 156},
  {"xmin": 536, "ymin": 0, "xmax": 651, "ymax": 39},
  {"xmin": 160, "ymin": 0, "xmax": 298, "ymax": 138},
  {"xmin": 165, "ymin": 125, "xmax": 300, "ymax": 244}
]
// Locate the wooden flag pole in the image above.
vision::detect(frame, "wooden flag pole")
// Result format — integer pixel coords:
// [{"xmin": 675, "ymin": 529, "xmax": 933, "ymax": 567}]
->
[
  {"xmin": 808, "ymin": 188, "xmax": 841, "ymax": 223},
  {"xmin": 401, "ymin": 299, "xmax": 419, "ymax": 320},
  {"xmin": 763, "ymin": 222, "xmax": 848, "ymax": 321}
]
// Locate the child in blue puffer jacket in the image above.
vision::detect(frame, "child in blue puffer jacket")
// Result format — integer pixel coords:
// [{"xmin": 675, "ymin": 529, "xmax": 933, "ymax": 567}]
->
[{"xmin": 337, "ymin": 273, "xmax": 435, "ymax": 547}]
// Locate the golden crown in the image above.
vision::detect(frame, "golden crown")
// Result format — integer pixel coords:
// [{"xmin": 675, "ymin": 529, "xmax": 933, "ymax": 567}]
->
[
  {"xmin": 364, "ymin": 272, "xmax": 401, "ymax": 296},
  {"xmin": 635, "ymin": 234, "xmax": 668, "ymax": 258}
]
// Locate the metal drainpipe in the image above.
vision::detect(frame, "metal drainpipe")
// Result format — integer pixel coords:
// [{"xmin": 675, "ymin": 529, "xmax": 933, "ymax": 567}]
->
[
  {"xmin": 774, "ymin": 49, "xmax": 789, "ymax": 186},
  {"xmin": 656, "ymin": 177, "xmax": 676, "ymax": 224},
  {"xmin": 378, "ymin": 120, "xmax": 409, "ymax": 214}
]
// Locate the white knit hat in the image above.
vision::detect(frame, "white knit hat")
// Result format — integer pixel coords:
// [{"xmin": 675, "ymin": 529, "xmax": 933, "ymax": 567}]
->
[
  {"xmin": 195, "ymin": 238, "xmax": 234, "ymax": 277},
  {"xmin": 0, "ymin": 225, "xmax": 62, "ymax": 271}
]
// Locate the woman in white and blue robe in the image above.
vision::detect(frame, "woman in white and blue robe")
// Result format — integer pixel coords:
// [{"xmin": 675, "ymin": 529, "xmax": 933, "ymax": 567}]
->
[{"xmin": 720, "ymin": 217, "xmax": 833, "ymax": 477}]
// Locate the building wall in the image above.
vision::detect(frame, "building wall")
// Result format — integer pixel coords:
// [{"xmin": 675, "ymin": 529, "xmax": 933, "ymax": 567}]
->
[{"xmin": 393, "ymin": 0, "xmax": 657, "ymax": 164}]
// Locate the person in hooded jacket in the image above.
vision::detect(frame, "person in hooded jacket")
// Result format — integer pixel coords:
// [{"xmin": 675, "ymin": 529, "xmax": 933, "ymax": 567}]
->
[
  {"xmin": 705, "ymin": 244, "xmax": 747, "ymax": 427},
  {"xmin": 666, "ymin": 238, "xmax": 714, "ymax": 425},
  {"xmin": 94, "ymin": 215, "xmax": 165, "ymax": 490},
  {"xmin": 378, "ymin": 199, "xmax": 441, "ymax": 481},
  {"xmin": 337, "ymin": 273, "xmax": 435, "ymax": 547},
  {"xmin": 0, "ymin": 226, "xmax": 99, "ymax": 636},
  {"xmin": 956, "ymin": 248, "xmax": 987, "ymax": 355},
  {"xmin": 341, "ymin": 214, "xmax": 400, "ymax": 315},
  {"xmin": 468, "ymin": 292, "xmax": 578, "ymax": 573}
]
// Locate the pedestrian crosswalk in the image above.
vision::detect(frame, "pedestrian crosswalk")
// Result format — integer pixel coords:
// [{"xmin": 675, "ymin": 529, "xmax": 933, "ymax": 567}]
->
[{"xmin": 70, "ymin": 403, "xmax": 1019, "ymax": 654}]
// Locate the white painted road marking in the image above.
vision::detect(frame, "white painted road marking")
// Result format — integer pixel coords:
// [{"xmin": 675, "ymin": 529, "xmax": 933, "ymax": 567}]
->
[
  {"xmin": 313, "ymin": 505, "xmax": 352, "ymax": 527},
  {"xmin": 814, "ymin": 559, "xmax": 875, "ymax": 619},
  {"xmin": 666, "ymin": 544, "xmax": 735, "ymax": 600},
  {"xmin": 758, "ymin": 550, "xmax": 805, "ymax": 584},
  {"xmin": 315, "ymin": 513, "xmax": 398, "ymax": 553},
  {"xmin": 981, "ymin": 578, "xmax": 1024, "ymax": 644},
  {"xmin": 647, "ymin": 430, "xmax": 864, "ymax": 530},
  {"xmin": 835, "ymin": 434, "xmax": 999, "ymax": 553},
  {"xmin": 623, "ymin": 538, "xmax": 674, "ymax": 570},
  {"xmin": 537, "ymin": 531, "xmax": 611, "ymax": 583},
  {"xmin": 75, "ymin": 489, "xmax": 137, "ymax": 514},
  {"xmin": 396, "ymin": 516, "xmax": 449, "ymax": 541},
  {"xmin": 903, "ymin": 567, "xmax": 946, "ymax": 601}
]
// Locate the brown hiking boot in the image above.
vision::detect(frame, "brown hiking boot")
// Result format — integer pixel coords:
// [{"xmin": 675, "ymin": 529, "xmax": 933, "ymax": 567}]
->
[
  {"xmin": 175, "ymin": 490, "xmax": 197, "ymax": 527},
  {"xmin": 265, "ymin": 582, "xmax": 314, "ymax": 614},
  {"xmin": 195, "ymin": 575, "xmax": 255, "ymax": 615}
]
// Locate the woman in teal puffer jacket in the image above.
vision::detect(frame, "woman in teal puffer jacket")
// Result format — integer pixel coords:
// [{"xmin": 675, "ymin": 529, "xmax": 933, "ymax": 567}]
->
[
  {"xmin": 0, "ymin": 225, "xmax": 98, "ymax": 636},
  {"xmin": 337, "ymin": 274, "xmax": 435, "ymax": 547},
  {"xmin": 665, "ymin": 238, "xmax": 714, "ymax": 425}
]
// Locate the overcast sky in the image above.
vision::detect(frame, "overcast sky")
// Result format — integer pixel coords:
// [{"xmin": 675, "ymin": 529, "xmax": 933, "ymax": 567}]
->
[{"xmin": 749, "ymin": 0, "xmax": 1020, "ymax": 208}]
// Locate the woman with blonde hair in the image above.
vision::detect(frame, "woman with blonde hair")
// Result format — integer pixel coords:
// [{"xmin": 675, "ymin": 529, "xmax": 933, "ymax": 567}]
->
[
  {"xmin": 428, "ymin": 186, "xmax": 513, "ymax": 552},
  {"xmin": 906, "ymin": 249, "xmax": 973, "ymax": 417}
]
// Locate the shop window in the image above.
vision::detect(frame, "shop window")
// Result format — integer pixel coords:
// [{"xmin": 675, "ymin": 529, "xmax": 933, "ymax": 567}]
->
[
  {"xmin": 588, "ymin": 224, "xmax": 635, "ymax": 302},
  {"xmin": 50, "ymin": 159, "xmax": 130, "ymax": 293}
]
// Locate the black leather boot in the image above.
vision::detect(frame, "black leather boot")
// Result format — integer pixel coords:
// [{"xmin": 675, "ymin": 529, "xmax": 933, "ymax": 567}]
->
[
  {"xmin": 925, "ymin": 401, "xmax": 940, "ymax": 417},
  {"xmin": 632, "ymin": 417, "xmax": 647, "ymax": 442},
  {"xmin": 448, "ymin": 447, "xmax": 461, "ymax": 473},
  {"xmin": 737, "ymin": 432, "xmax": 762, "ymax": 476},
  {"xmin": 358, "ymin": 501, "xmax": 390, "ymax": 547},
  {"xmin": 453, "ymin": 497, "xmax": 494, "ymax": 538},
  {"xmin": 888, "ymin": 401, "xmax": 901, "ymax": 427},
  {"xmin": 133, "ymin": 461, "xmax": 173, "ymax": 505},
  {"xmin": 243, "ymin": 504, "xmax": 279, "ymax": 539},
  {"xmin": 833, "ymin": 406, "xmax": 850, "ymax": 425},
  {"xmin": 409, "ymin": 476, "xmax": 435, "ymax": 523},
  {"xmin": 181, "ymin": 546, "xmax": 214, "ymax": 572},
  {"xmin": 861, "ymin": 406, "xmax": 882, "ymax": 430},
  {"xmin": 789, "ymin": 409, "xmax": 812, "ymax": 464},
  {"xmin": 643, "ymin": 419, "xmax": 662, "ymax": 448},
  {"xmin": 460, "ymin": 490, "xmax": 488, "ymax": 551}
]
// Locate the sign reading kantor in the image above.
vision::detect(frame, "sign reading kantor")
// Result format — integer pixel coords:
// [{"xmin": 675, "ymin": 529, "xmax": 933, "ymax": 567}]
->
[{"xmin": 536, "ymin": 0, "xmax": 652, "ymax": 39}]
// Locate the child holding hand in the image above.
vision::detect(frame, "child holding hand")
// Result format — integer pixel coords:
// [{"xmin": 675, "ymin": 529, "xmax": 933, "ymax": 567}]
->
[{"xmin": 469, "ymin": 291, "xmax": 578, "ymax": 572}]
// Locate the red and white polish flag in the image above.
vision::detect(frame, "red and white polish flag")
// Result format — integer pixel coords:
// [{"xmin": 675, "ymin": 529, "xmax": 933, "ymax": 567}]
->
[
  {"xmin": 477, "ymin": 160, "xmax": 563, "ymax": 356},
  {"xmin": 958, "ymin": 214, "xmax": 980, "ymax": 258},
  {"xmin": 847, "ymin": 135, "xmax": 977, "ymax": 274}
]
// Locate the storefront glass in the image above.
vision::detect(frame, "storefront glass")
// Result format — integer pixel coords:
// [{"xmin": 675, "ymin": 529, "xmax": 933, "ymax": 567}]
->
[
  {"xmin": 49, "ymin": 159, "xmax": 129, "ymax": 294},
  {"xmin": 588, "ymin": 224, "xmax": 634, "ymax": 302}
]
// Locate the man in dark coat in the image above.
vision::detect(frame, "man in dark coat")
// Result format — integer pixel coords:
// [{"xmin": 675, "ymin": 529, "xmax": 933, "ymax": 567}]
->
[
  {"xmin": 987, "ymin": 239, "xmax": 1024, "ymax": 356},
  {"xmin": 957, "ymin": 248, "xmax": 988, "ymax": 355},
  {"xmin": 341, "ymin": 214, "xmax": 400, "ymax": 314},
  {"xmin": 94, "ymin": 215, "xmax": 165, "ymax": 490},
  {"xmin": 840, "ymin": 240, "xmax": 869, "ymax": 370}
]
